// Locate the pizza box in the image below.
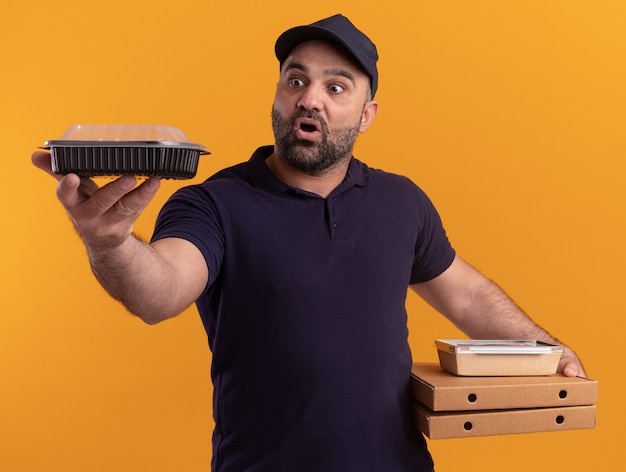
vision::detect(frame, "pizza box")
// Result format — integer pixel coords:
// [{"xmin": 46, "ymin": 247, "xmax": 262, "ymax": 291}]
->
[
  {"xmin": 414, "ymin": 403, "xmax": 596, "ymax": 439},
  {"xmin": 411, "ymin": 362, "xmax": 598, "ymax": 411}
]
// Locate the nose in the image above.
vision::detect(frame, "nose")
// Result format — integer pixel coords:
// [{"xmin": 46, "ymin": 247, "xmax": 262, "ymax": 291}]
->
[{"xmin": 297, "ymin": 84, "xmax": 324, "ymax": 112}]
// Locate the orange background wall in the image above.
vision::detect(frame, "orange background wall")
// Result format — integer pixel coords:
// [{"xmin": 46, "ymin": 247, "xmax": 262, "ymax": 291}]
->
[{"xmin": 1, "ymin": 1, "xmax": 623, "ymax": 470}]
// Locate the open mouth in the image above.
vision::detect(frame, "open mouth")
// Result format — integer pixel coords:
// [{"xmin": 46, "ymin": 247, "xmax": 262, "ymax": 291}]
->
[
  {"xmin": 294, "ymin": 117, "xmax": 322, "ymax": 140},
  {"xmin": 300, "ymin": 123, "xmax": 317, "ymax": 132}
]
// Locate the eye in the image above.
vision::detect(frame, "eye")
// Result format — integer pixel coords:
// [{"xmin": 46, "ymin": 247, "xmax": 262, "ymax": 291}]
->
[
  {"xmin": 329, "ymin": 83, "xmax": 345, "ymax": 94},
  {"xmin": 289, "ymin": 77, "xmax": 305, "ymax": 88}
]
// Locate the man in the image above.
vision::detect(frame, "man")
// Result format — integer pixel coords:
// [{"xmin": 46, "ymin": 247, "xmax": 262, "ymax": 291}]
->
[{"xmin": 33, "ymin": 14, "xmax": 584, "ymax": 472}]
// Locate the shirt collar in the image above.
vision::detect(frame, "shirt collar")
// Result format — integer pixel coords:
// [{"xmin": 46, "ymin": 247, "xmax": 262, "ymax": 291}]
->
[{"xmin": 247, "ymin": 145, "xmax": 372, "ymax": 196}]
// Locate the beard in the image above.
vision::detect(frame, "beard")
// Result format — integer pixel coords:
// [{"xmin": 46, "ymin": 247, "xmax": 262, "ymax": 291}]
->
[{"xmin": 271, "ymin": 106, "xmax": 362, "ymax": 176}]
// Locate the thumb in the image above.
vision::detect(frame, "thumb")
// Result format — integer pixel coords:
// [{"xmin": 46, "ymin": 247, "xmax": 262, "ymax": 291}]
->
[{"xmin": 562, "ymin": 363, "xmax": 586, "ymax": 378}]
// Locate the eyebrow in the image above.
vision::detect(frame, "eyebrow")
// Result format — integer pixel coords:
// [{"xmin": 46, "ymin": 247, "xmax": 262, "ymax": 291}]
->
[{"xmin": 284, "ymin": 62, "xmax": 357, "ymax": 87}]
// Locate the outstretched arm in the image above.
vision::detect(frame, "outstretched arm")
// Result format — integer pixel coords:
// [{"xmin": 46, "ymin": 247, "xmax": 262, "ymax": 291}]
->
[
  {"xmin": 32, "ymin": 151, "xmax": 208, "ymax": 324},
  {"xmin": 411, "ymin": 255, "xmax": 585, "ymax": 377}
]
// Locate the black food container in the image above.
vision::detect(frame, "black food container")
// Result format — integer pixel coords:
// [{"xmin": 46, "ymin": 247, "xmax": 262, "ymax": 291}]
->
[{"xmin": 43, "ymin": 124, "xmax": 210, "ymax": 179}]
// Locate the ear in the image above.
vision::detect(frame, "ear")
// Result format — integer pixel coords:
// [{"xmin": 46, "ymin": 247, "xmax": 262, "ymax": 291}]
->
[{"xmin": 359, "ymin": 100, "xmax": 379, "ymax": 133}]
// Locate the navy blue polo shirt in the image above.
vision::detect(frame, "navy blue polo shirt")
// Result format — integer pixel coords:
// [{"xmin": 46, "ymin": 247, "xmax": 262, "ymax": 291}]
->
[{"xmin": 152, "ymin": 146, "xmax": 455, "ymax": 472}]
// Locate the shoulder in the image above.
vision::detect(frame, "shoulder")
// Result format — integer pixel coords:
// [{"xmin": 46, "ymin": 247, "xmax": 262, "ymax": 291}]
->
[
  {"xmin": 164, "ymin": 163, "xmax": 248, "ymax": 209},
  {"xmin": 170, "ymin": 146, "xmax": 271, "ymax": 202},
  {"xmin": 351, "ymin": 158, "xmax": 432, "ymax": 202}
]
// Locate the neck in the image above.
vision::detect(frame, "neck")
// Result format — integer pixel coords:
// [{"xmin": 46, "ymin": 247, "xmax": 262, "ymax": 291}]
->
[{"xmin": 265, "ymin": 151, "xmax": 350, "ymax": 198}]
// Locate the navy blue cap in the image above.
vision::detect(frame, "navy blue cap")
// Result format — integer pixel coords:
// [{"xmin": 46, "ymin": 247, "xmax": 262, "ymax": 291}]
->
[{"xmin": 275, "ymin": 14, "xmax": 379, "ymax": 98}]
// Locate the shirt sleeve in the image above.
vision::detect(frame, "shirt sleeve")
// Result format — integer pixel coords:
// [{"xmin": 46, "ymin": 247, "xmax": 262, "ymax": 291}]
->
[
  {"xmin": 151, "ymin": 184, "xmax": 225, "ymax": 288},
  {"xmin": 409, "ymin": 186, "xmax": 456, "ymax": 284}
]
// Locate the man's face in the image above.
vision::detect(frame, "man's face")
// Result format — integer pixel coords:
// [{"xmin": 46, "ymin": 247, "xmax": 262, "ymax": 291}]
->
[{"xmin": 272, "ymin": 40, "xmax": 377, "ymax": 176}]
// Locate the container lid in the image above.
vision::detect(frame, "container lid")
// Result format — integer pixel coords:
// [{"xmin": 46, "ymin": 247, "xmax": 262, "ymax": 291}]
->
[
  {"xmin": 44, "ymin": 124, "xmax": 209, "ymax": 153},
  {"xmin": 435, "ymin": 339, "xmax": 563, "ymax": 355}
]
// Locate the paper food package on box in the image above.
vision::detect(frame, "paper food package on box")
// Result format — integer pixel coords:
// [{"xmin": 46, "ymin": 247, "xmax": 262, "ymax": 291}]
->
[{"xmin": 435, "ymin": 339, "xmax": 563, "ymax": 376}]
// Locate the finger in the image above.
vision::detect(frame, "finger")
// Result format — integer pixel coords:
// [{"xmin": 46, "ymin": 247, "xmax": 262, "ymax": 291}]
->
[
  {"xmin": 559, "ymin": 359, "xmax": 586, "ymax": 378},
  {"xmin": 558, "ymin": 348, "xmax": 586, "ymax": 378},
  {"xmin": 56, "ymin": 174, "xmax": 87, "ymax": 209},
  {"xmin": 31, "ymin": 151, "xmax": 61, "ymax": 180},
  {"xmin": 79, "ymin": 175, "xmax": 138, "ymax": 216},
  {"xmin": 76, "ymin": 175, "xmax": 103, "ymax": 197},
  {"xmin": 35, "ymin": 151, "xmax": 100, "ymax": 199},
  {"xmin": 57, "ymin": 173, "xmax": 131, "ymax": 212},
  {"xmin": 562, "ymin": 364, "xmax": 581, "ymax": 377},
  {"xmin": 106, "ymin": 177, "xmax": 161, "ymax": 224}
]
